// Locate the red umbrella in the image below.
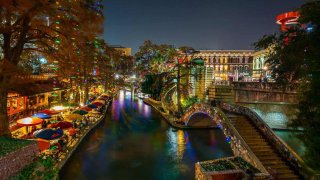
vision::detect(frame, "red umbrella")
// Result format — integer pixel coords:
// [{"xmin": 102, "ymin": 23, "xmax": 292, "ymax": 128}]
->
[
  {"xmin": 80, "ymin": 106, "xmax": 92, "ymax": 111},
  {"xmin": 92, "ymin": 101, "xmax": 104, "ymax": 106},
  {"xmin": 42, "ymin": 109, "xmax": 60, "ymax": 115},
  {"xmin": 17, "ymin": 117, "xmax": 43, "ymax": 127},
  {"xmin": 49, "ymin": 121, "xmax": 73, "ymax": 129}
]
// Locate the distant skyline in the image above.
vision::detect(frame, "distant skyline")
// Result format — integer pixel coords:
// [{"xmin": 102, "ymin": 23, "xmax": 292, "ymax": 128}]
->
[{"xmin": 102, "ymin": 0, "xmax": 304, "ymax": 53}]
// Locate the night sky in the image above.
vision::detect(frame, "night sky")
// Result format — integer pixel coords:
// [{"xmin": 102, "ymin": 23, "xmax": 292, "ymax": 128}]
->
[{"xmin": 102, "ymin": 0, "xmax": 304, "ymax": 53}]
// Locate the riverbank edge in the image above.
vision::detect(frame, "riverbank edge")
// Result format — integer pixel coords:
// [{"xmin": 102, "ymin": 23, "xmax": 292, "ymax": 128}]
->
[
  {"xmin": 57, "ymin": 98, "xmax": 112, "ymax": 170},
  {"xmin": 143, "ymin": 98, "xmax": 218, "ymax": 130}
]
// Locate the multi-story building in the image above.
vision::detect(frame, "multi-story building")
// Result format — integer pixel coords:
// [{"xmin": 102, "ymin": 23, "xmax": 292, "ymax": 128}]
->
[
  {"xmin": 253, "ymin": 49, "xmax": 269, "ymax": 80},
  {"xmin": 110, "ymin": 45, "xmax": 132, "ymax": 56},
  {"xmin": 187, "ymin": 50, "xmax": 255, "ymax": 99}
]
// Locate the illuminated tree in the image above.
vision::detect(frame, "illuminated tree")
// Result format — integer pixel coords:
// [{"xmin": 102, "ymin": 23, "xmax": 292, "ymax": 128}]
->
[
  {"xmin": 135, "ymin": 40, "xmax": 178, "ymax": 75},
  {"xmin": 255, "ymin": 1, "xmax": 320, "ymax": 170},
  {"xmin": 0, "ymin": 0, "xmax": 103, "ymax": 136},
  {"xmin": 136, "ymin": 41, "xmax": 199, "ymax": 114}
]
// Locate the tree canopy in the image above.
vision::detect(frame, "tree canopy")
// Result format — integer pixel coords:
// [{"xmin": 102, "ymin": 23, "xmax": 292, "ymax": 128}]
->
[
  {"xmin": 0, "ymin": 0, "xmax": 103, "ymax": 136},
  {"xmin": 254, "ymin": 0, "xmax": 320, "ymax": 170}
]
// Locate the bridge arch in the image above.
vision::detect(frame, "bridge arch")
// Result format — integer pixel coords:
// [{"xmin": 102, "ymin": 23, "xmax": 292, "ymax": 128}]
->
[{"xmin": 181, "ymin": 103, "xmax": 216, "ymax": 126}]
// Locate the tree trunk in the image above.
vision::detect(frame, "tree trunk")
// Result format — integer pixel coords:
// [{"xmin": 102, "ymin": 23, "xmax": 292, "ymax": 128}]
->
[
  {"xmin": 104, "ymin": 76, "xmax": 108, "ymax": 92},
  {"xmin": 177, "ymin": 64, "xmax": 182, "ymax": 115},
  {"xmin": 84, "ymin": 81, "xmax": 89, "ymax": 104},
  {"xmin": 0, "ymin": 88, "xmax": 11, "ymax": 137}
]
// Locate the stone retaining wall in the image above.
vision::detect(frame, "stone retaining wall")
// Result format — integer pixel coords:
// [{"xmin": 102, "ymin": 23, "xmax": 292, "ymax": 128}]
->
[
  {"xmin": 221, "ymin": 103, "xmax": 319, "ymax": 179},
  {"xmin": 0, "ymin": 143, "xmax": 39, "ymax": 179},
  {"xmin": 58, "ymin": 99, "xmax": 112, "ymax": 170}
]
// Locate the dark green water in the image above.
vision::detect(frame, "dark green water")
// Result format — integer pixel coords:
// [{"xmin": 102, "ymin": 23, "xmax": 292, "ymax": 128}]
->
[
  {"xmin": 60, "ymin": 91, "xmax": 233, "ymax": 179},
  {"xmin": 274, "ymin": 130, "xmax": 305, "ymax": 157}
]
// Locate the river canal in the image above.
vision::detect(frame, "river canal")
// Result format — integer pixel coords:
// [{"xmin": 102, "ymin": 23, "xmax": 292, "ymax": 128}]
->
[{"xmin": 60, "ymin": 90, "xmax": 233, "ymax": 179}]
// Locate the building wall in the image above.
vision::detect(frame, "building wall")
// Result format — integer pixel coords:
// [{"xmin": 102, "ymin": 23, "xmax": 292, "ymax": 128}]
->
[
  {"xmin": 193, "ymin": 50, "xmax": 254, "ymax": 81},
  {"xmin": 188, "ymin": 50, "xmax": 254, "ymax": 99},
  {"xmin": 253, "ymin": 49, "xmax": 269, "ymax": 79},
  {"xmin": 114, "ymin": 47, "xmax": 132, "ymax": 56}
]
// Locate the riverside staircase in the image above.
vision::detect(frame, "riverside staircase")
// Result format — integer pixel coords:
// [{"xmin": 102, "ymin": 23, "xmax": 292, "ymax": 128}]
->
[{"xmin": 225, "ymin": 112, "xmax": 299, "ymax": 179}]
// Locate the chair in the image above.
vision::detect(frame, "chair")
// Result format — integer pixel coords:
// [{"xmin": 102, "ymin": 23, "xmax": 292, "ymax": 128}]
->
[{"xmin": 37, "ymin": 138, "xmax": 51, "ymax": 152}]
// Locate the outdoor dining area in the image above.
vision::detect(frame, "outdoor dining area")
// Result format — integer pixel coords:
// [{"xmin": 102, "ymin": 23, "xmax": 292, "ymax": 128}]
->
[{"xmin": 10, "ymin": 94, "xmax": 112, "ymax": 160}]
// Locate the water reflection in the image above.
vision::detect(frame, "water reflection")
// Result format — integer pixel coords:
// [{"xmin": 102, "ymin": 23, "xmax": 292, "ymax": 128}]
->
[
  {"xmin": 60, "ymin": 91, "xmax": 233, "ymax": 179},
  {"xmin": 240, "ymin": 103, "xmax": 298, "ymax": 129},
  {"xmin": 275, "ymin": 130, "xmax": 305, "ymax": 157}
]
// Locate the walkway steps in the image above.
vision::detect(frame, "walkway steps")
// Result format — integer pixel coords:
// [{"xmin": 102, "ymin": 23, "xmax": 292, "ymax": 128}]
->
[{"xmin": 225, "ymin": 112, "xmax": 300, "ymax": 180}]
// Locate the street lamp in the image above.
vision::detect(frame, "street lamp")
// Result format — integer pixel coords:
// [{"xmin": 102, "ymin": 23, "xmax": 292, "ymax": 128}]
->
[{"xmin": 263, "ymin": 66, "xmax": 268, "ymax": 77}]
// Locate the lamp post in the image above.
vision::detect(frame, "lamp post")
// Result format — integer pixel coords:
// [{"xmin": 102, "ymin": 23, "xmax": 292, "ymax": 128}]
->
[{"xmin": 263, "ymin": 66, "xmax": 268, "ymax": 77}]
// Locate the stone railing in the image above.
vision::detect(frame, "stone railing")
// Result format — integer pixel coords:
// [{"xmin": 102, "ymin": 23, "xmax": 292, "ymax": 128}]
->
[
  {"xmin": 215, "ymin": 108, "xmax": 269, "ymax": 178},
  {"xmin": 231, "ymin": 82, "xmax": 298, "ymax": 93},
  {"xmin": 180, "ymin": 103, "xmax": 215, "ymax": 125},
  {"xmin": 221, "ymin": 103, "xmax": 319, "ymax": 179},
  {"xmin": 211, "ymin": 80, "xmax": 231, "ymax": 86},
  {"xmin": 160, "ymin": 83, "xmax": 176, "ymax": 114},
  {"xmin": 17, "ymin": 74, "xmax": 55, "ymax": 81}
]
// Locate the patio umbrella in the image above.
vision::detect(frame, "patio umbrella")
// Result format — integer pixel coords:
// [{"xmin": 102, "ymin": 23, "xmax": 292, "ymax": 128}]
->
[
  {"xmin": 49, "ymin": 121, "xmax": 73, "ymax": 129},
  {"xmin": 92, "ymin": 101, "xmax": 104, "ymax": 106},
  {"xmin": 33, "ymin": 128, "xmax": 63, "ymax": 140},
  {"xmin": 64, "ymin": 114, "xmax": 83, "ymax": 122},
  {"xmin": 17, "ymin": 117, "xmax": 43, "ymax": 127},
  {"xmin": 97, "ymin": 97, "xmax": 108, "ymax": 100},
  {"xmin": 41, "ymin": 109, "xmax": 60, "ymax": 115},
  {"xmin": 80, "ymin": 106, "xmax": 92, "ymax": 112},
  {"xmin": 95, "ymin": 99, "xmax": 106, "ymax": 104},
  {"xmin": 32, "ymin": 113, "xmax": 52, "ymax": 119},
  {"xmin": 72, "ymin": 109, "xmax": 88, "ymax": 115},
  {"xmin": 87, "ymin": 104, "xmax": 98, "ymax": 109}
]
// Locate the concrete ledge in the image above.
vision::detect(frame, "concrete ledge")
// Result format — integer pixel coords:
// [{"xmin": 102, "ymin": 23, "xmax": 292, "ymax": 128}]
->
[{"xmin": 58, "ymin": 99, "xmax": 112, "ymax": 170}]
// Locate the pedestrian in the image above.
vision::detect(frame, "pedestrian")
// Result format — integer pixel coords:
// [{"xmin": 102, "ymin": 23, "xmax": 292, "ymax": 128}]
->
[
  {"xmin": 42, "ymin": 120, "xmax": 47, "ymax": 129},
  {"xmin": 58, "ymin": 134, "xmax": 68, "ymax": 151}
]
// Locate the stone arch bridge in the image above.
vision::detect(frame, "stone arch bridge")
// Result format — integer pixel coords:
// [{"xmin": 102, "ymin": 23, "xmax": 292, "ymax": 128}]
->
[{"xmin": 180, "ymin": 103, "xmax": 217, "ymax": 127}]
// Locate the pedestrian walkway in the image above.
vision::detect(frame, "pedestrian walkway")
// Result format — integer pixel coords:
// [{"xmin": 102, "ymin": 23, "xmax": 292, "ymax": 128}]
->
[{"xmin": 225, "ymin": 112, "xmax": 299, "ymax": 179}]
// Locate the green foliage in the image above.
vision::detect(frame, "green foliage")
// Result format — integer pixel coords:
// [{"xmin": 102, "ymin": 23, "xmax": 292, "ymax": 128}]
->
[
  {"xmin": 135, "ymin": 40, "xmax": 178, "ymax": 74},
  {"xmin": 10, "ymin": 162, "xmax": 37, "ymax": 180},
  {"xmin": 201, "ymin": 157, "xmax": 260, "ymax": 174},
  {"xmin": 231, "ymin": 157, "xmax": 260, "ymax": 173},
  {"xmin": 201, "ymin": 160, "xmax": 235, "ymax": 171},
  {"xmin": 181, "ymin": 96, "xmax": 199, "ymax": 111},
  {"xmin": 292, "ymin": 73, "xmax": 320, "ymax": 170},
  {"xmin": 254, "ymin": 30, "xmax": 308, "ymax": 87},
  {"xmin": 10, "ymin": 154, "xmax": 59, "ymax": 180},
  {"xmin": 141, "ymin": 74, "xmax": 165, "ymax": 100},
  {"xmin": 0, "ymin": 137, "xmax": 35, "ymax": 157},
  {"xmin": 254, "ymin": 1, "xmax": 320, "ymax": 170}
]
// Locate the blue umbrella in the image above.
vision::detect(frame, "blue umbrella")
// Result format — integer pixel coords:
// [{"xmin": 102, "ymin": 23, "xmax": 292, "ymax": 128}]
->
[
  {"xmin": 87, "ymin": 104, "xmax": 98, "ymax": 109},
  {"xmin": 32, "ymin": 113, "xmax": 52, "ymax": 119},
  {"xmin": 33, "ymin": 128, "xmax": 63, "ymax": 140}
]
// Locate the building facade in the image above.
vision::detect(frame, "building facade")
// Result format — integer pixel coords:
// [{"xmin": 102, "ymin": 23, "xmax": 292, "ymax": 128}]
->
[
  {"xmin": 252, "ymin": 48, "xmax": 273, "ymax": 80},
  {"xmin": 187, "ymin": 50, "xmax": 255, "ymax": 99},
  {"xmin": 110, "ymin": 45, "xmax": 132, "ymax": 56},
  {"xmin": 193, "ymin": 50, "xmax": 254, "ymax": 81}
]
